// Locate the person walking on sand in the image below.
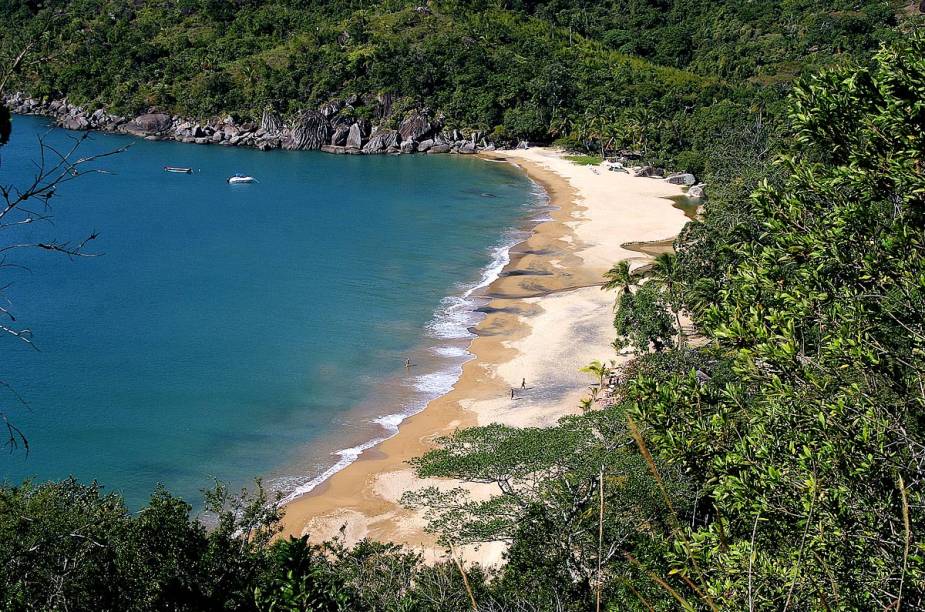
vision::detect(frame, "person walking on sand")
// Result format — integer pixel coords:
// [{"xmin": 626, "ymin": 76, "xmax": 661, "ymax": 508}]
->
[{"xmin": 521, "ymin": 378, "xmax": 526, "ymax": 389}]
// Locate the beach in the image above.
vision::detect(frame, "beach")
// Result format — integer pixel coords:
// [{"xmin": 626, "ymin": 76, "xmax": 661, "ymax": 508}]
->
[{"xmin": 278, "ymin": 148, "xmax": 691, "ymax": 566}]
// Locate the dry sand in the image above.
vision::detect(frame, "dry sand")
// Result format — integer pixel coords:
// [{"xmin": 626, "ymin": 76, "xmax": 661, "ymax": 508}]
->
[{"xmin": 278, "ymin": 148, "xmax": 689, "ymax": 567}]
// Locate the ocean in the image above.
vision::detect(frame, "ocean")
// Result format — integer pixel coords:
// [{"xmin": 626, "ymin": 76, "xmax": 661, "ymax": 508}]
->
[{"xmin": 0, "ymin": 115, "xmax": 543, "ymax": 508}]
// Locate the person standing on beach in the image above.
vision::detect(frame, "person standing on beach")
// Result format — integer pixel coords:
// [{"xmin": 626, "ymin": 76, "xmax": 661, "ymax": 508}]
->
[
  {"xmin": 521, "ymin": 378, "xmax": 526, "ymax": 389},
  {"xmin": 511, "ymin": 388, "xmax": 515, "ymax": 400}
]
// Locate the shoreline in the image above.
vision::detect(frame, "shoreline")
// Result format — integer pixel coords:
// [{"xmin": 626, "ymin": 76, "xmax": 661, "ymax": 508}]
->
[{"xmin": 278, "ymin": 148, "xmax": 691, "ymax": 566}]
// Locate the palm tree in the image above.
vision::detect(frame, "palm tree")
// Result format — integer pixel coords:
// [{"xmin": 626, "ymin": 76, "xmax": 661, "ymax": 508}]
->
[
  {"xmin": 580, "ymin": 360, "xmax": 611, "ymax": 402},
  {"xmin": 648, "ymin": 252, "xmax": 684, "ymax": 347},
  {"xmin": 602, "ymin": 260, "xmax": 635, "ymax": 293}
]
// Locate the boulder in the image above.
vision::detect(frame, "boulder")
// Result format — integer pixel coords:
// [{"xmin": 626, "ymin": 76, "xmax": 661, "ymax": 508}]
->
[
  {"xmin": 321, "ymin": 144, "xmax": 347, "ymax": 154},
  {"xmin": 458, "ymin": 142, "xmax": 477, "ymax": 154},
  {"xmin": 331, "ymin": 125, "xmax": 350, "ymax": 146},
  {"xmin": 59, "ymin": 115, "xmax": 90, "ymax": 131},
  {"xmin": 400, "ymin": 139, "xmax": 417, "ymax": 154},
  {"xmin": 633, "ymin": 166, "xmax": 659, "ymax": 178},
  {"xmin": 283, "ymin": 110, "xmax": 331, "ymax": 150},
  {"xmin": 123, "ymin": 112, "xmax": 172, "ymax": 136},
  {"xmin": 260, "ymin": 108, "xmax": 283, "ymax": 134},
  {"xmin": 666, "ymin": 172, "xmax": 696, "ymax": 186},
  {"xmin": 194, "ymin": 137, "xmax": 209, "ymax": 145},
  {"xmin": 688, "ymin": 184, "xmax": 707, "ymax": 199},
  {"xmin": 417, "ymin": 138, "xmax": 434, "ymax": 152},
  {"xmin": 362, "ymin": 130, "xmax": 399, "ymax": 154},
  {"xmin": 428, "ymin": 143, "xmax": 452, "ymax": 154},
  {"xmin": 346, "ymin": 123, "xmax": 363, "ymax": 149},
  {"xmin": 398, "ymin": 111, "xmax": 435, "ymax": 142}
]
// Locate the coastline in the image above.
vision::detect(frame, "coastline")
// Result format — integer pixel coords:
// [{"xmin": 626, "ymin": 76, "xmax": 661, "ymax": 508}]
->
[{"xmin": 278, "ymin": 147, "xmax": 691, "ymax": 566}]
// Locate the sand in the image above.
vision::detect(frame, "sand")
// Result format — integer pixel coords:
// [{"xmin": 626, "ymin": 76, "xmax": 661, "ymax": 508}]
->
[{"xmin": 278, "ymin": 148, "xmax": 689, "ymax": 567}]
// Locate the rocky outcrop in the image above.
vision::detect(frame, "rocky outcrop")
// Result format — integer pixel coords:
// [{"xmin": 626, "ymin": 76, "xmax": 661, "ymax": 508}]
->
[
  {"xmin": 346, "ymin": 123, "xmax": 363, "ymax": 150},
  {"xmin": 633, "ymin": 166, "xmax": 665, "ymax": 178},
  {"xmin": 260, "ymin": 108, "xmax": 282, "ymax": 134},
  {"xmin": 123, "ymin": 112, "xmax": 172, "ymax": 136},
  {"xmin": 362, "ymin": 130, "xmax": 400, "ymax": 154},
  {"xmin": 398, "ymin": 110, "xmax": 436, "ymax": 142},
  {"xmin": 283, "ymin": 110, "xmax": 331, "ymax": 150},
  {"xmin": 331, "ymin": 125, "xmax": 350, "ymax": 146},
  {"xmin": 688, "ymin": 184, "xmax": 707, "ymax": 199},
  {"xmin": 2, "ymin": 93, "xmax": 500, "ymax": 158},
  {"xmin": 666, "ymin": 172, "xmax": 696, "ymax": 186}
]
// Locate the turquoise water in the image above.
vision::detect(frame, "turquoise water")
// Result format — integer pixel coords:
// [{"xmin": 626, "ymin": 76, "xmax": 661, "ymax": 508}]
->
[{"xmin": 0, "ymin": 115, "xmax": 540, "ymax": 508}]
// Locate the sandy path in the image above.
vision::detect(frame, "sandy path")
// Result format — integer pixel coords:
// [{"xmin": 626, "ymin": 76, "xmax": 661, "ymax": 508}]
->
[{"xmin": 278, "ymin": 148, "xmax": 689, "ymax": 567}]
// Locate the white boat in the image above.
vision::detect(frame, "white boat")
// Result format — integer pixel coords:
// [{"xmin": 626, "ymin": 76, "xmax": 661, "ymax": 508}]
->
[{"xmin": 227, "ymin": 174, "xmax": 257, "ymax": 184}]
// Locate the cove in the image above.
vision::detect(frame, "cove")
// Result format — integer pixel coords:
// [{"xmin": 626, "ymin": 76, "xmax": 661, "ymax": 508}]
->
[{"xmin": 0, "ymin": 115, "xmax": 540, "ymax": 508}]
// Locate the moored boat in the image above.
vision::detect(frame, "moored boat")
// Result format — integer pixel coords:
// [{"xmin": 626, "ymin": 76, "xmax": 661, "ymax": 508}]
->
[
  {"xmin": 163, "ymin": 166, "xmax": 192, "ymax": 174},
  {"xmin": 227, "ymin": 174, "xmax": 257, "ymax": 184}
]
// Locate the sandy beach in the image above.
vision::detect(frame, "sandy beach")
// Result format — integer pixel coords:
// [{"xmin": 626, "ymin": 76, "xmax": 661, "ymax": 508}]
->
[{"xmin": 279, "ymin": 148, "xmax": 690, "ymax": 566}]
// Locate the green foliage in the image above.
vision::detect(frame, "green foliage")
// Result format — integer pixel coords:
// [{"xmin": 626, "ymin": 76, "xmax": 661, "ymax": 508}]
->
[
  {"xmin": 563, "ymin": 154, "xmax": 603, "ymax": 166},
  {"xmin": 613, "ymin": 284, "xmax": 676, "ymax": 352},
  {"xmin": 0, "ymin": 0, "xmax": 907, "ymax": 168}
]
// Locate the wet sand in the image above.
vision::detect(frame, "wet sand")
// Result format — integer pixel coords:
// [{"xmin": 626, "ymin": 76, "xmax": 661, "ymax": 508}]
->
[{"xmin": 278, "ymin": 148, "xmax": 689, "ymax": 566}]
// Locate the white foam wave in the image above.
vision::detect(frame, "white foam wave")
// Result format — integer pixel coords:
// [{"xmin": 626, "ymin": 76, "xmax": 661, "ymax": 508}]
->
[
  {"xmin": 431, "ymin": 345, "xmax": 468, "ymax": 358},
  {"xmin": 411, "ymin": 370, "xmax": 460, "ymax": 395}
]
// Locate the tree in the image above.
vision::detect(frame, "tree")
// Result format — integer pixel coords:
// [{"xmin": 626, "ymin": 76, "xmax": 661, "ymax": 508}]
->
[
  {"xmin": 613, "ymin": 284, "xmax": 675, "ymax": 353},
  {"xmin": 646, "ymin": 252, "xmax": 684, "ymax": 346}
]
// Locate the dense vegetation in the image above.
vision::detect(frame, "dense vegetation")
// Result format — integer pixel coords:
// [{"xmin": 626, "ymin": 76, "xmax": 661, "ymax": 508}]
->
[
  {"xmin": 2, "ymin": 2, "xmax": 925, "ymax": 611},
  {"xmin": 0, "ymin": 0, "xmax": 912, "ymax": 171}
]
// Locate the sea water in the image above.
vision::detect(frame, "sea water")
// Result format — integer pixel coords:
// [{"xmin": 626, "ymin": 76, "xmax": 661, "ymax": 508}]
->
[{"xmin": 0, "ymin": 115, "xmax": 543, "ymax": 508}]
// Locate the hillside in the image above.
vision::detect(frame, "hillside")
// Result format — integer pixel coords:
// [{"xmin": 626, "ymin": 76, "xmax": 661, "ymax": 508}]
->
[{"xmin": 0, "ymin": 0, "xmax": 908, "ymax": 169}]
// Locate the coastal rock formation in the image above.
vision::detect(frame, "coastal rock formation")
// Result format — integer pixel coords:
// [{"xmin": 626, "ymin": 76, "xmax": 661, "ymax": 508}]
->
[
  {"xmin": 331, "ymin": 125, "xmax": 350, "ymax": 146},
  {"xmin": 283, "ymin": 110, "xmax": 331, "ymax": 150},
  {"xmin": 362, "ymin": 130, "xmax": 399, "ymax": 154},
  {"xmin": 666, "ymin": 172, "xmax": 696, "ymax": 186},
  {"xmin": 2, "ymin": 91, "xmax": 500, "ymax": 158},
  {"xmin": 260, "ymin": 108, "xmax": 282, "ymax": 134},
  {"xmin": 123, "ymin": 112, "xmax": 172, "ymax": 136},
  {"xmin": 398, "ymin": 111, "xmax": 436, "ymax": 142},
  {"xmin": 346, "ymin": 123, "xmax": 363, "ymax": 149}
]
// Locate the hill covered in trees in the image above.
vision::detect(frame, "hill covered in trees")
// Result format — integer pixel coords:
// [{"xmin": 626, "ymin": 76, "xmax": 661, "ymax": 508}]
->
[{"xmin": 0, "ymin": 0, "xmax": 914, "ymax": 170}]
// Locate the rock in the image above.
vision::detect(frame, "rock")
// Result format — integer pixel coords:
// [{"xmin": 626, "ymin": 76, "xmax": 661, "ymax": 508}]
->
[
  {"xmin": 362, "ymin": 130, "xmax": 399, "ymax": 154},
  {"xmin": 194, "ymin": 137, "xmax": 209, "ymax": 145},
  {"xmin": 283, "ymin": 110, "xmax": 331, "ymax": 150},
  {"xmin": 59, "ymin": 115, "xmax": 90, "ymax": 131},
  {"xmin": 331, "ymin": 125, "xmax": 350, "ymax": 146},
  {"xmin": 346, "ymin": 123, "xmax": 363, "ymax": 149},
  {"xmin": 320, "ymin": 100, "xmax": 344, "ymax": 118},
  {"xmin": 633, "ymin": 166, "xmax": 657, "ymax": 178},
  {"xmin": 428, "ymin": 143, "xmax": 452, "ymax": 154},
  {"xmin": 417, "ymin": 139, "xmax": 434, "ymax": 152},
  {"xmin": 458, "ymin": 142, "xmax": 477, "ymax": 154},
  {"xmin": 376, "ymin": 92, "xmax": 394, "ymax": 119},
  {"xmin": 123, "ymin": 112, "xmax": 172, "ymax": 136},
  {"xmin": 321, "ymin": 144, "xmax": 347, "ymax": 154},
  {"xmin": 260, "ymin": 108, "xmax": 283, "ymax": 134},
  {"xmin": 666, "ymin": 172, "xmax": 696, "ymax": 186},
  {"xmin": 210, "ymin": 132, "xmax": 223, "ymax": 143},
  {"xmin": 398, "ymin": 111, "xmax": 435, "ymax": 142},
  {"xmin": 688, "ymin": 184, "xmax": 707, "ymax": 199},
  {"xmin": 400, "ymin": 140, "xmax": 417, "ymax": 154}
]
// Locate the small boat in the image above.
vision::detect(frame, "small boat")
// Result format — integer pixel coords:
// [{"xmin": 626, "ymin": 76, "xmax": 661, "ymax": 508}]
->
[
  {"xmin": 227, "ymin": 173, "xmax": 257, "ymax": 184},
  {"xmin": 164, "ymin": 166, "xmax": 192, "ymax": 174}
]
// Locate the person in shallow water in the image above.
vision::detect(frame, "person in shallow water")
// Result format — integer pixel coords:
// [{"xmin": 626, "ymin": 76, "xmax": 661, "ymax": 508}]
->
[{"xmin": 404, "ymin": 357, "xmax": 411, "ymax": 368}]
